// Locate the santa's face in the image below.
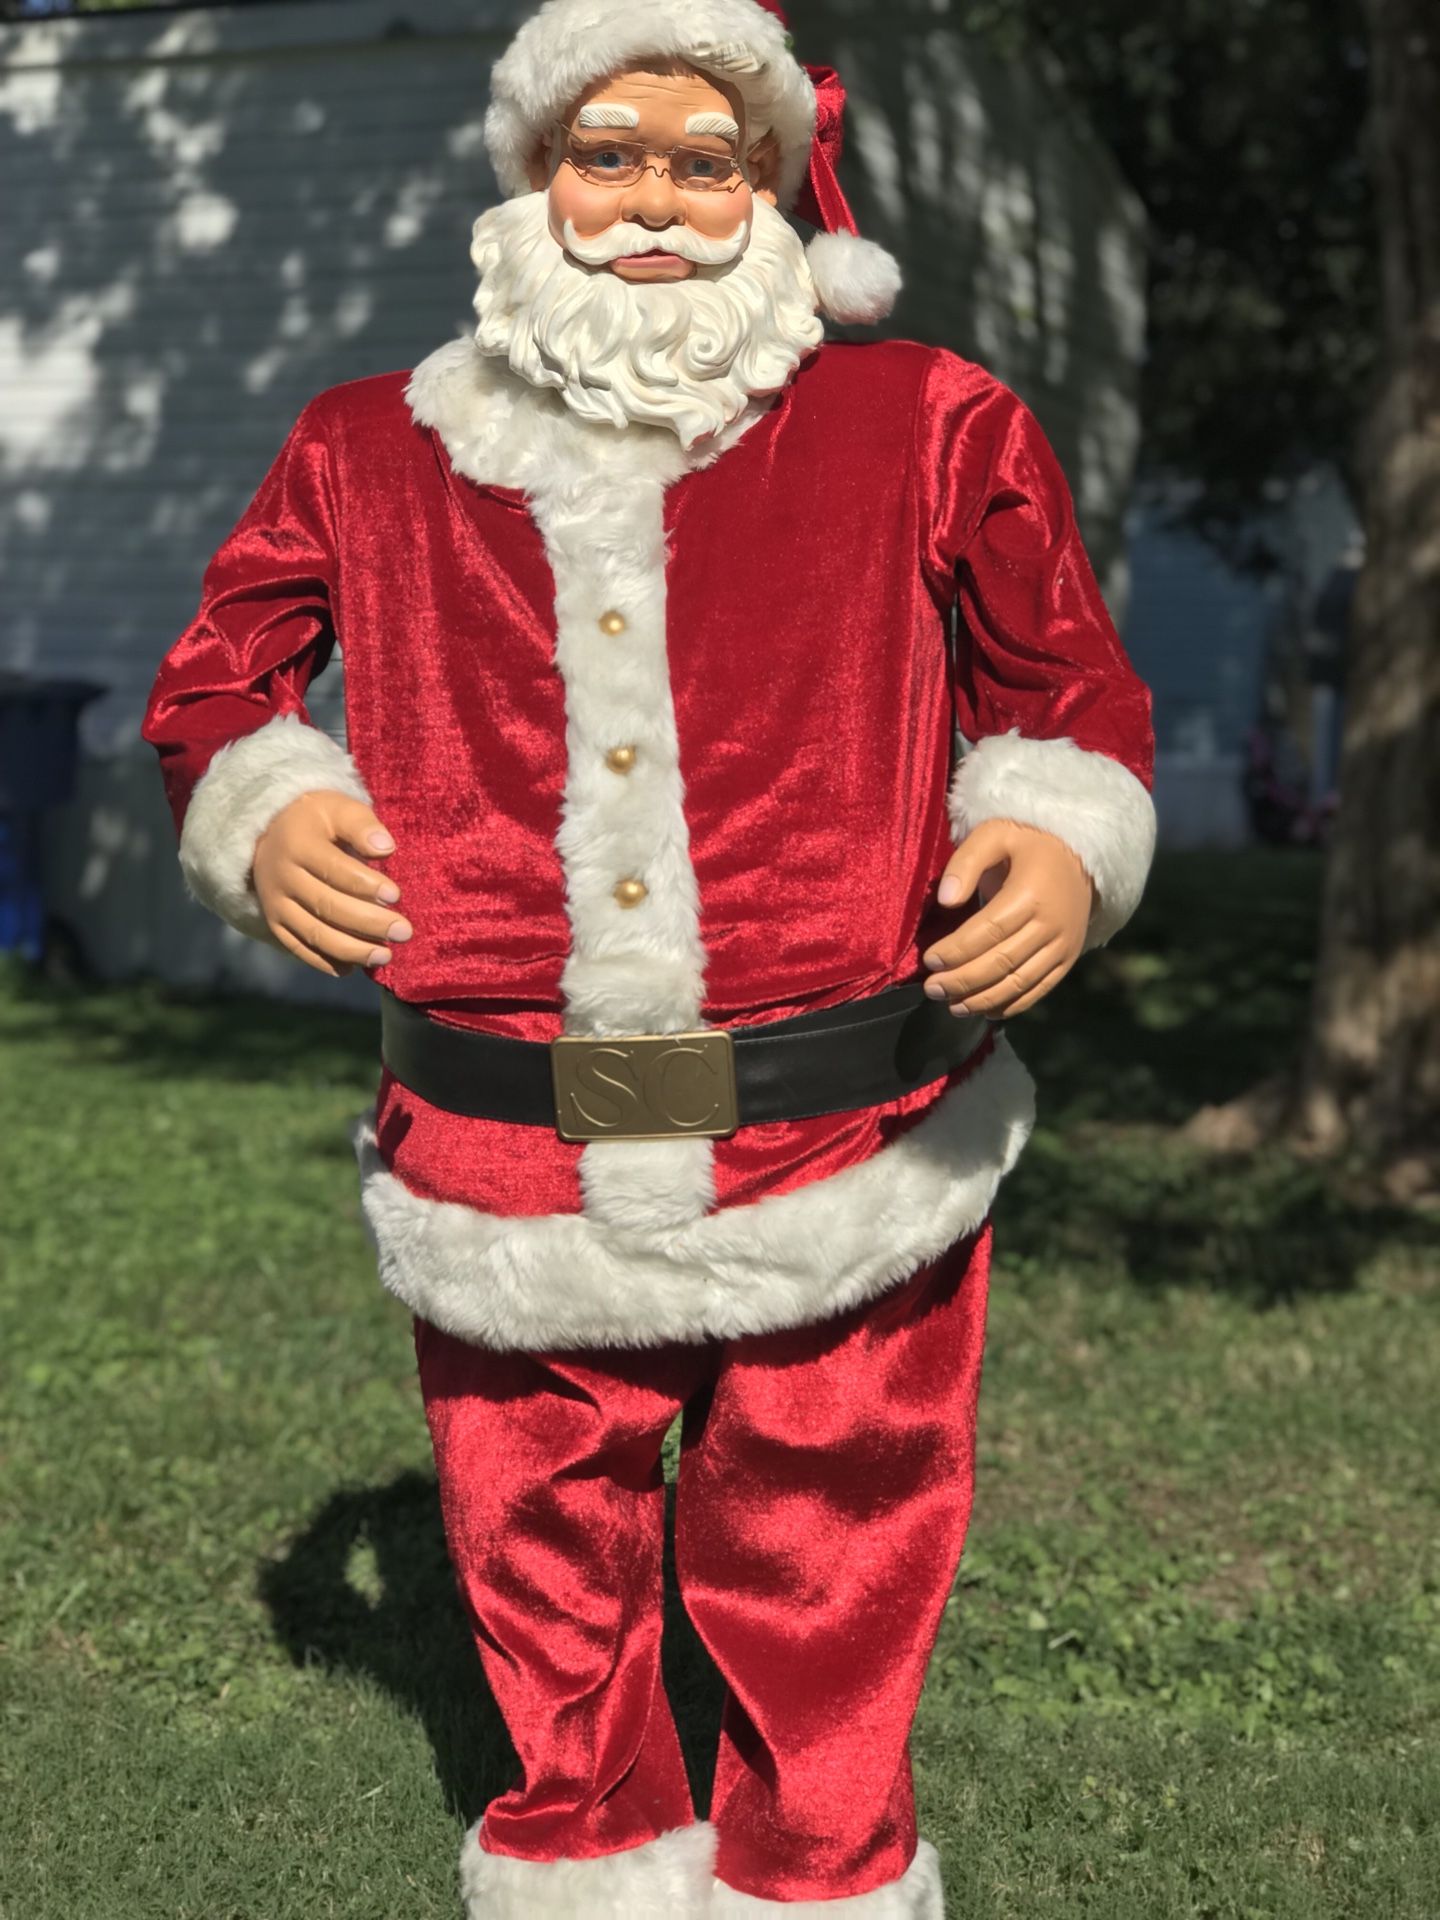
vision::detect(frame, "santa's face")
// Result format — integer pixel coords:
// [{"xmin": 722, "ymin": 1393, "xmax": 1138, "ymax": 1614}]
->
[
  {"xmin": 524, "ymin": 63, "xmax": 781, "ymax": 284},
  {"xmin": 475, "ymin": 54, "xmax": 820, "ymax": 446}
]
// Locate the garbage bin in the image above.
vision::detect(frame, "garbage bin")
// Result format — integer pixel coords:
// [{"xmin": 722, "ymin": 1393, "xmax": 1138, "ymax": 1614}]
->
[{"xmin": 0, "ymin": 672, "xmax": 106, "ymax": 962}]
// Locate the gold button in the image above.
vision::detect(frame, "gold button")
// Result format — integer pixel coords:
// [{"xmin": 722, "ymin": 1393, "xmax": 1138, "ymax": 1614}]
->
[
  {"xmin": 598, "ymin": 610, "xmax": 627, "ymax": 636},
  {"xmin": 613, "ymin": 878, "xmax": 648, "ymax": 908},
  {"xmin": 605, "ymin": 744, "xmax": 638, "ymax": 774}
]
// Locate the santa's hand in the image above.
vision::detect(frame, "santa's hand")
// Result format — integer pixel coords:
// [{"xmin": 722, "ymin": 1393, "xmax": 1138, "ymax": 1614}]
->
[
  {"xmin": 921, "ymin": 820, "xmax": 1095, "ymax": 1018},
  {"xmin": 251, "ymin": 790, "xmax": 409, "ymax": 978}
]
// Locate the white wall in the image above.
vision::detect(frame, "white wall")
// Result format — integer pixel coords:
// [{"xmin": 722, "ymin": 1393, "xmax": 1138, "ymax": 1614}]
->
[{"xmin": 0, "ymin": 0, "xmax": 1145, "ymax": 992}]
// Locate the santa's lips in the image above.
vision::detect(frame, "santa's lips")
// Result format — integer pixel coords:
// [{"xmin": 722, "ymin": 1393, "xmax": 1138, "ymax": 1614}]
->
[{"xmin": 615, "ymin": 251, "xmax": 685, "ymax": 267}]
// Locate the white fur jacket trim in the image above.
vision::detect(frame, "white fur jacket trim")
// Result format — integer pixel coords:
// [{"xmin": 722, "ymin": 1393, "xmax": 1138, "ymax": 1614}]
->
[
  {"xmin": 948, "ymin": 728, "xmax": 1157, "ymax": 950},
  {"xmin": 350, "ymin": 1037, "xmax": 1033, "ymax": 1351},
  {"xmin": 408, "ymin": 340, "xmax": 771, "ymax": 1241},
  {"xmin": 368, "ymin": 346, "xmax": 1036, "ymax": 1351}
]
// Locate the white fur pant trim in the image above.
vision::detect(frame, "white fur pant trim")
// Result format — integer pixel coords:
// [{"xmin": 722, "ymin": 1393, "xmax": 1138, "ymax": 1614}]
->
[
  {"xmin": 460, "ymin": 1820, "xmax": 716, "ymax": 1917},
  {"xmin": 711, "ymin": 1840, "xmax": 945, "ymax": 1916}
]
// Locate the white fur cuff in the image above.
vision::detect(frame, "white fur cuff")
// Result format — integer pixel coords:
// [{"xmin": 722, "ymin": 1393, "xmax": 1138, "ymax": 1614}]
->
[
  {"xmin": 947, "ymin": 729, "xmax": 1157, "ymax": 949},
  {"xmin": 461, "ymin": 1821, "xmax": 717, "ymax": 1918},
  {"xmin": 712, "ymin": 1839, "xmax": 945, "ymax": 1916},
  {"xmin": 178, "ymin": 711, "xmax": 372, "ymax": 945}
]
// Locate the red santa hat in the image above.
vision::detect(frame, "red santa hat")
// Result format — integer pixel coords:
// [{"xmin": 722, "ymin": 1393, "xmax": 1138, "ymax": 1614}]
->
[{"xmin": 484, "ymin": 0, "xmax": 902, "ymax": 326}]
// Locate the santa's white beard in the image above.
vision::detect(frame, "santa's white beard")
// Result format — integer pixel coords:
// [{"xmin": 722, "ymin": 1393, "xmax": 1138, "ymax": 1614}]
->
[{"xmin": 469, "ymin": 192, "xmax": 825, "ymax": 447}]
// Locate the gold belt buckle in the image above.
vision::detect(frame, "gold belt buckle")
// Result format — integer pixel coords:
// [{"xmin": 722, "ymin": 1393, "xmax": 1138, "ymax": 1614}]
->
[{"xmin": 550, "ymin": 1028, "xmax": 739, "ymax": 1142}]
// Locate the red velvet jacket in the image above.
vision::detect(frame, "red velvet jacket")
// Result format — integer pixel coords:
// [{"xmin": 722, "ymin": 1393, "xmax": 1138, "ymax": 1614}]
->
[{"xmin": 142, "ymin": 337, "xmax": 1155, "ymax": 1352}]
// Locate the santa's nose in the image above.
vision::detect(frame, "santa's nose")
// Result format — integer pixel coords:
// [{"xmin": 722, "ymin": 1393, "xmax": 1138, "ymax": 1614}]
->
[{"xmin": 619, "ymin": 163, "xmax": 684, "ymax": 227}]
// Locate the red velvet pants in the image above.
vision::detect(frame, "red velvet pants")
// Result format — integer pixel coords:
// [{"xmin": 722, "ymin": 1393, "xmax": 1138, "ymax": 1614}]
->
[{"xmin": 415, "ymin": 1222, "xmax": 991, "ymax": 1906}]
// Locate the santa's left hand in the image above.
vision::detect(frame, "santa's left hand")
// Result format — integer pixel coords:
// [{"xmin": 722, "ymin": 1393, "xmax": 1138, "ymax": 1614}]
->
[{"xmin": 921, "ymin": 821, "xmax": 1096, "ymax": 1018}]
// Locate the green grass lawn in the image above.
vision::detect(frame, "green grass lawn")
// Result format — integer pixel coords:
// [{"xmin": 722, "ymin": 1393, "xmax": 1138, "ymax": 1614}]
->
[{"xmin": 2, "ymin": 850, "xmax": 1437, "ymax": 1919}]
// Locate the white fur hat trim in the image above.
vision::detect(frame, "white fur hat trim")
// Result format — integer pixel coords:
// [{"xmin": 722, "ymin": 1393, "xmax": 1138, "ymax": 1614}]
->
[{"xmin": 485, "ymin": 0, "xmax": 817, "ymax": 208}]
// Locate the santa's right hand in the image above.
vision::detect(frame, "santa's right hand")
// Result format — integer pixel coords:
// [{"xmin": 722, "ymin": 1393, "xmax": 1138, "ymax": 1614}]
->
[{"xmin": 251, "ymin": 790, "xmax": 410, "ymax": 978}]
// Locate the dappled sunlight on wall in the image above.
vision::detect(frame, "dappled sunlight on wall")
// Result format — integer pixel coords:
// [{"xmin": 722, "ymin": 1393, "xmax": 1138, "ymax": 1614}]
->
[
  {"xmin": 1, "ymin": 0, "xmax": 1144, "ymax": 992},
  {"xmin": 1, "ymin": 1, "xmax": 509, "ymax": 768},
  {"xmin": 790, "ymin": 0, "xmax": 1146, "ymax": 598}
]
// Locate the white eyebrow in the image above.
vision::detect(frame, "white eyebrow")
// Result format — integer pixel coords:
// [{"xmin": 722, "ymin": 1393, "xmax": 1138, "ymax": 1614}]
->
[
  {"xmin": 686, "ymin": 111, "xmax": 741, "ymax": 141},
  {"xmin": 576, "ymin": 103, "xmax": 641, "ymax": 129}
]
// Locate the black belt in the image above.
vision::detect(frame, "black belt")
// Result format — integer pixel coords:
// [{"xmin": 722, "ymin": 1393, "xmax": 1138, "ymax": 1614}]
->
[{"xmin": 379, "ymin": 981, "xmax": 990, "ymax": 1142}]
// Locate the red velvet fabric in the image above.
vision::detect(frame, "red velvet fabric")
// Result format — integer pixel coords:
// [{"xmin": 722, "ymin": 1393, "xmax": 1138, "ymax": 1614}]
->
[
  {"xmin": 748, "ymin": 0, "xmax": 858, "ymax": 239},
  {"xmin": 792, "ymin": 65, "xmax": 858, "ymax": 236},
  {"xmin": 418, "ymin": 1222, "xmax": 992, "ymax": 1901},
  {"xmin": 141, "ymin": 341, "xmax": 1152, "ymax": 1221}
]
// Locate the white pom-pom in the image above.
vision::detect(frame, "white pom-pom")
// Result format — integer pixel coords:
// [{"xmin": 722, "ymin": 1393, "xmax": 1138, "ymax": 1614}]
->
[{"xmin": 806, "ymin": 230, "xmax": 902, "ymax": 325}]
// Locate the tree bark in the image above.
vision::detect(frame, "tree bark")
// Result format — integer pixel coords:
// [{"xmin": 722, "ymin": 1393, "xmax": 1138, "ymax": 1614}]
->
[{"xmin": 1293, "ymin": 0, "xmax": 1440, "ymax": 1187}]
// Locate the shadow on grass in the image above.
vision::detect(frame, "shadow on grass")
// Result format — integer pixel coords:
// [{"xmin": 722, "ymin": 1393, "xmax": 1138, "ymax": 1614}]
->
[
  {"xmin": 2, "ymin": 851, "xmax": 1320, "ymax": 1110},
  {"xmin": 0, "ymin": 959, "xmax": 378, "ymax": 1091},
  {"xmin": 15, "ymin": 851, "xmax": 1431, "ymax": 1304},
  {"xmin": 259, "ymin": 1470, "xmax": 726, "ymax": 1825},
  {"xmin": 1011, "ymin": 849, "xmax": 1327, "ymax": 1132},
  {"xmin": 994, "ymin": 1125, "xmax": 1437, "ymax": 1305},
  {"xmin": 968, "ymin": 848, "xmax": 1436, "ymax": 1305}
]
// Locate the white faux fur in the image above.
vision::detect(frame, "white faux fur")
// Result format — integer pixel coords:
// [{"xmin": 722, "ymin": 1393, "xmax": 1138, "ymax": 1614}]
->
[
  {"xmin": 177, "ymin": 711, "xmax": 372, "ymax": 946},
  {"xmin": 461, "ymin": 1820, "xmax": 717, "ymax": 1918},
  {"xmin": 713, "ymin": 1839, "xmax": 945, "ymax": 1917},
  {"xmin": 806, "ymin": 230, "xmax": 903, "ymax": 325},
  {"xmin": 536, "ymin": 431, "xmax": 715, "ymax": 1228},
  {"xmin": 390, "ymin": 339, "xmax": 1038, "ymax": 1349},
  {"xmin": 407, "ymin": 340, "xmax": 771, "ymax": 1236},
  {"xmin": 485, "ymin": 0, "xmax": 817, "ymax": 210},
  {"xmin": 350, "ymin": 1037, "xmax": 1034, "ymax": 1351},
  {"xmin": 948, "ymin": 728, "xmax": 1157, "ymax": 951}
]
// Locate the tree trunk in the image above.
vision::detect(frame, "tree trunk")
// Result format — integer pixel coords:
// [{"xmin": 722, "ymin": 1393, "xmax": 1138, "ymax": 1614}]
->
[{"xmin": 1293, "ymin": 0, "xmax": 1440, "ymax": 1188}]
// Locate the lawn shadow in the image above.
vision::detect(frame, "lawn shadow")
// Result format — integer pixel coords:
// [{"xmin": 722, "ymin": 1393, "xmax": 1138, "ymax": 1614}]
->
[
  {"xmin": 993, "ymin": 1123, "xmax": 1438, "ymax": 1305},
  {"xmin": 258, "ymin": 1470, "xmax": 726, "ymax": 1825},
  {"xmin": 18, "ymin": 846, "xmax": 1429, "ymax": 1312},
  {"xmin": 0, "ymin": 962, "xmax": 379, "ymax": 1092},
  {"xmin": 980, "ymin": 848, "xmax": 1440, "ymax": 1304},
  {"xmin": 1014, "ymin": 850, "xmax": 1329, "ymax": 1134}
]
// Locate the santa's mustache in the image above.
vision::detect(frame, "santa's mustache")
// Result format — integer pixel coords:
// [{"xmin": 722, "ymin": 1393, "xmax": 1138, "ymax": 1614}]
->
[{"xmin": 560, "ymin": 216, "xmax": 751, "ymax": 269}]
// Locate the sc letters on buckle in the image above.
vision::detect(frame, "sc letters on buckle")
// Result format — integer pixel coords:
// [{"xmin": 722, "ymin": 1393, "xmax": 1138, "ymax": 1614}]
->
[{"xmin": 550, "ymin": 1029, "xmax": 739, "ymax": 1142}]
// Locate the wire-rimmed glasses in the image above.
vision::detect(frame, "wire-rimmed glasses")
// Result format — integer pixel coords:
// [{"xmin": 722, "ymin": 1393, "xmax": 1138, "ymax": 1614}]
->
[{"xmin": 551, "ymin": 122, "xmax": 747, "ymax": 193}]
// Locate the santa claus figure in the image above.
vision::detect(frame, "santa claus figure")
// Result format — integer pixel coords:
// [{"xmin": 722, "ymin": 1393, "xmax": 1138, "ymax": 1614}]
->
[{"xmin": 142, "ymin": 0, "xmax": 1155, "ymax": 1911}]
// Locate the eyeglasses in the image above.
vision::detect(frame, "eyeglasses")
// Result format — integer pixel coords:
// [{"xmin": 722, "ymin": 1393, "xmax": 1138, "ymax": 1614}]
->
[{"xmin": 551, "ymin": 122, "xmax": 746, "ymax": 193}]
